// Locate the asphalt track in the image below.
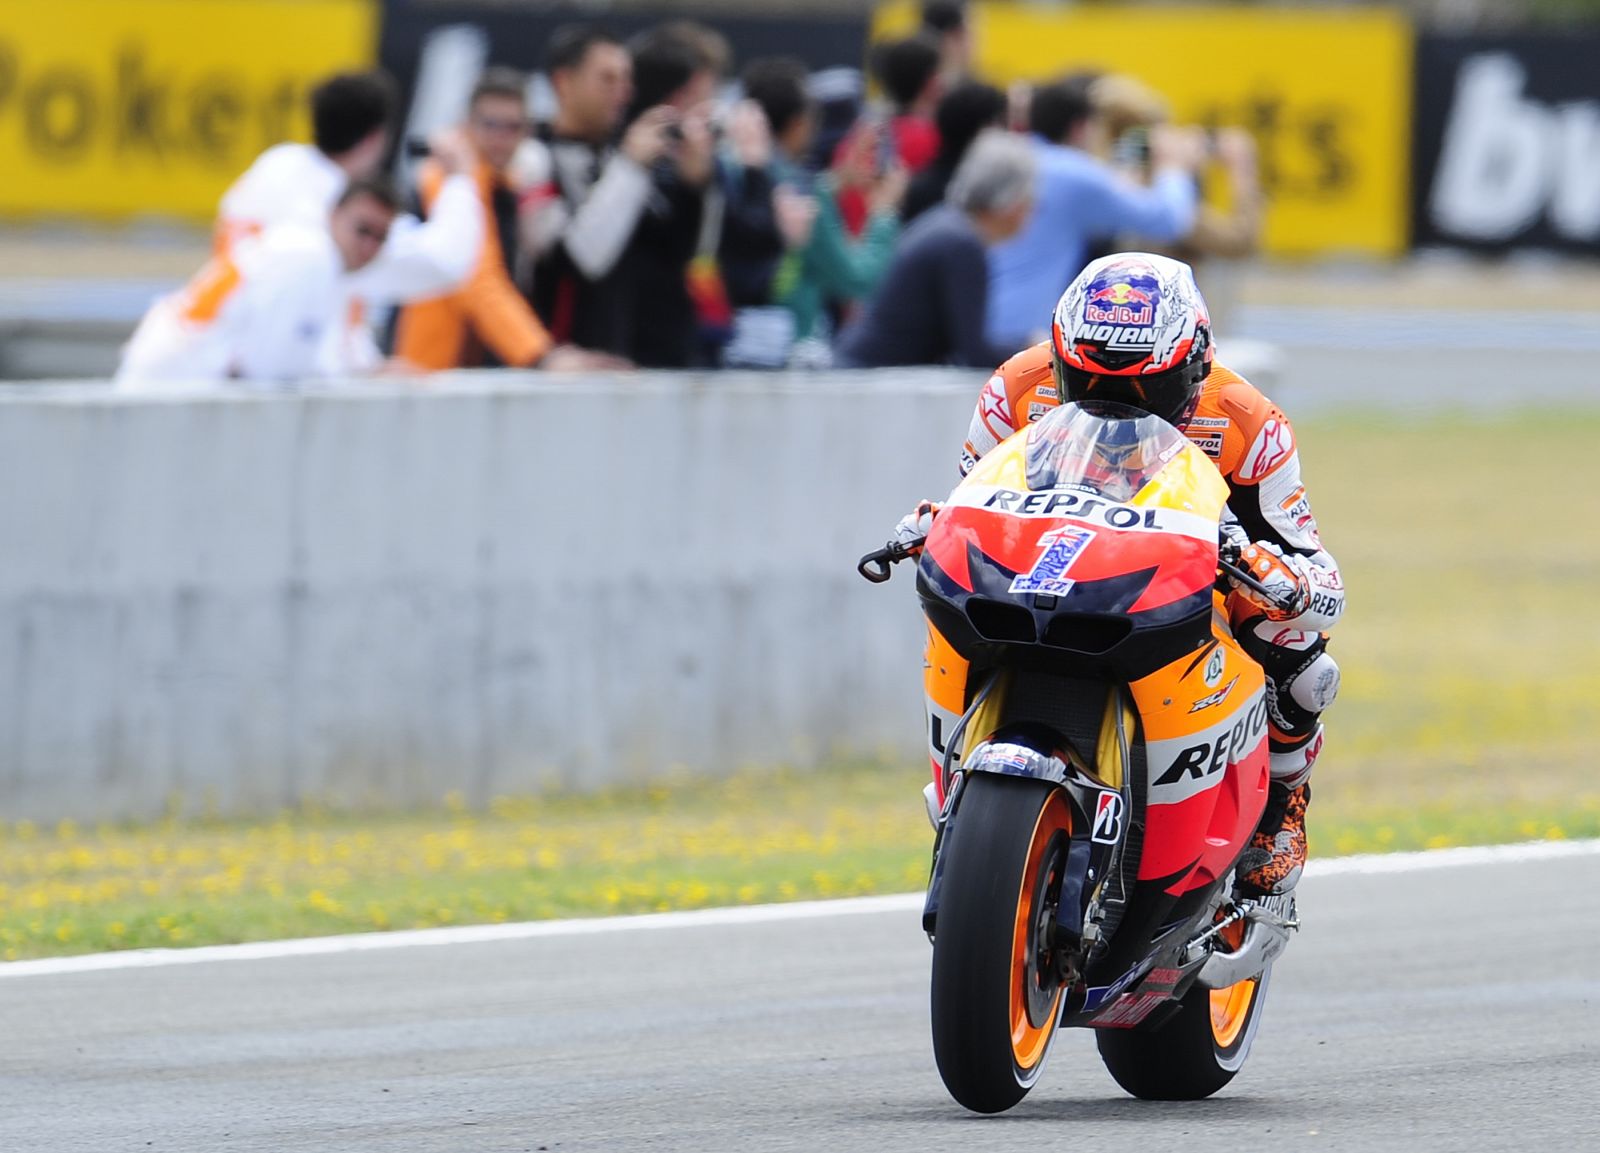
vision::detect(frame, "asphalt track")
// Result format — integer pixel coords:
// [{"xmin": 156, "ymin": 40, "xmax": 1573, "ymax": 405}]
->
[{"xmin": 2, "ymin": 843, "xmax": 1598, "ymax": 1153}]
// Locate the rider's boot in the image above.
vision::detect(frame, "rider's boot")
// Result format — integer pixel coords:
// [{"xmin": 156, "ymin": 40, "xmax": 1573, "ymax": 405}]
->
[{"xmin": 1236, "ymin": 724, "xmax": 1321, "ymax": 896}]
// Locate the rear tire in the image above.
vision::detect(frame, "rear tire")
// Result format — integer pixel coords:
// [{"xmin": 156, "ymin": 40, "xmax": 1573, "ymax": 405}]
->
[
  {"xmin": 1095, "ymin": 964, "xmax": 1272, "ymax": 1100},
  {"xmin": 930, "ymin": 774, "xmax": 1073, "ymax": 1114}
]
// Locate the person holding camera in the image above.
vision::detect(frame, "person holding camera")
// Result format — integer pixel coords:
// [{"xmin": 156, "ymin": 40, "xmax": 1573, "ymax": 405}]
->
[
  {"xmin": 985, "ymin": 75, "xmax": 1205, "ymax": 353},
  {"xmin": 393, "ymin": 68, "xmax": 625, "ymax": 372},
  {"xmin": 520, "ymin": 22, "xmax": 719, "ymax": 368}
]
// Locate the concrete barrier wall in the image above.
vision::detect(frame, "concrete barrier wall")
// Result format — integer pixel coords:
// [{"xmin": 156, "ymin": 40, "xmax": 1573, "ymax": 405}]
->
[{"xmin": 0, "ymin": 372, "xmax": 987, "ymax": 822}]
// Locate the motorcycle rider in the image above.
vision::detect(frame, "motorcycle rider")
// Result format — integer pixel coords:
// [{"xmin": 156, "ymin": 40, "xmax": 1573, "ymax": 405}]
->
[{"xmin": 898, "ymin": 251, "xmax": 1343, "ymax": 895}]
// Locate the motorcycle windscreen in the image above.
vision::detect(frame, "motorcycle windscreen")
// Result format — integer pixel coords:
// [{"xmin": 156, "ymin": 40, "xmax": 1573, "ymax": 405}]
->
[{"xmin": 1022, "ymin": 401, "xmax": 1189, "ymax": 502}]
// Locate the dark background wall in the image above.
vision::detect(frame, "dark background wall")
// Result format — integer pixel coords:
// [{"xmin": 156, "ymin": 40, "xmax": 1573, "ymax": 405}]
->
[{"xmin": 1413, "ymin": 33, "xmax": 1600, "ymax": 253}]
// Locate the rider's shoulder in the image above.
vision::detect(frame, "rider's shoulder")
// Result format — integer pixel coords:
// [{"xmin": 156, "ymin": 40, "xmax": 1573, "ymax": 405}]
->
[
  {"xmin": 1199, "ymin": 362, "xmax": 1290, "ymax": 434},
  {"xmin": 1197, "ymin": 362, "xmax": 1299, "ymax": 483},
  {"xmin": 995, "ymin": 340, "xmax": 1054, "ymax": 384}
]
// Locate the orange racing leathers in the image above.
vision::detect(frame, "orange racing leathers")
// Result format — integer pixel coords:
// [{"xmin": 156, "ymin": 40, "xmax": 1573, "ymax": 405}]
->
[{"xmin": 957, "ymin": 341, "xmax": 1344, "ymax": 784}]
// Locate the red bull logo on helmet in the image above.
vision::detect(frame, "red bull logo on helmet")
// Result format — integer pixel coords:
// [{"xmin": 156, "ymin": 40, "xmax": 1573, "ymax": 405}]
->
[
  {"xmin": 1085, "ymin": 282, "xmax": 1156, "ymax": 325},
  {"xmin": 1071, "ymin": 265, "xmax": 1165, "ymax": 353}
]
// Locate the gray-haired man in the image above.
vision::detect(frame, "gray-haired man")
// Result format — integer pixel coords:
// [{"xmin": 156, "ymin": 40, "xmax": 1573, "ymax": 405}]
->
[{"xmin": 836, "ymin": 129, "xmax": 1035, "ymax": 368}]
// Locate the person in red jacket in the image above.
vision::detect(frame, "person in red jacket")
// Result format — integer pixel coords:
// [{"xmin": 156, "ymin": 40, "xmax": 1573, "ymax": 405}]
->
[{"xmin": 897, "ymin": 252, "xmax": 1343, "ymax": 895}]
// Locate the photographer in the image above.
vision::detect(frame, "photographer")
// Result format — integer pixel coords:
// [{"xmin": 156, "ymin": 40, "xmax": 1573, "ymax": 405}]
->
[
  {"xmin": 521, "ymin": 22, "xmax": 717, "ymax": 368},
  {"xmin": 394, "ymin": 69, "xmax": 624, "ymax": 372},
  {"xmin": 985, "ymin": 75, "xmax": 1204, "ymax": 352}
]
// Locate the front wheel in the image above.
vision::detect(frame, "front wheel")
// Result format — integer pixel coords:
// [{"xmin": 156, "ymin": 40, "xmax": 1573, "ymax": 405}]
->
[
  {"xmin": 930, "ymin": 773, "xmax": 1074, "ymax": 1114},
  {"xmin": 1095, "ymin": 963, "xmax": 1273, "ymax": 1100}
]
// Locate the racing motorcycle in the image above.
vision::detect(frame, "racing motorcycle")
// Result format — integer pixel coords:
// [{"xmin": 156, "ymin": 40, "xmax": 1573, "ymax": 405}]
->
[{"xmin": 858, "ymin": 400, "xmax": 1298, "ymax": 1112}]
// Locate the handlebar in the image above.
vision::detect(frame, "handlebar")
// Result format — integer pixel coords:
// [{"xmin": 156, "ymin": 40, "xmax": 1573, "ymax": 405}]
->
[
  {"xmin": 1218, "ymin": 539, "xmax": 1301, "ymax": 615},
  {"xmin": 857, "ymin": 537, "xmax": 924, "ymax": 583}
]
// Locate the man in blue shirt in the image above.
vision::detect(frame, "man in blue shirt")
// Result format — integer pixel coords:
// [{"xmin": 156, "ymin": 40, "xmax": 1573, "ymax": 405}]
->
[{"xmin": 985, "ymin": 77, "xmax": 1205, "ymax": 351}]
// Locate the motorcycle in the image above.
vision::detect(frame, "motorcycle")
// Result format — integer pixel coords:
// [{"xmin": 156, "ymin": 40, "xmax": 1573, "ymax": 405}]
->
[{"xmin": 858, "ymin": 400, "xmax": 1298, "ymax": 1112}]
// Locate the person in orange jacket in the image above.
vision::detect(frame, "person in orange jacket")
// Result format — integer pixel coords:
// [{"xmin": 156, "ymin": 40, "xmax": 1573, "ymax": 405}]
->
[{"xmin": 395, "ymin": 69, "xmax": 627, "ymax": 372}]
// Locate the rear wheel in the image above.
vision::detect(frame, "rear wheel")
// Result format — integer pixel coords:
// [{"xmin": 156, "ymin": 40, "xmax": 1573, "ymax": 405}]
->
[
  {"xmin": 930, "ymin": 774, "xmax": 1074, "ymax": 1114},
  {"xmin": 1095, "ymin": 961, "xmax": 1273, "ymax": 1100}
]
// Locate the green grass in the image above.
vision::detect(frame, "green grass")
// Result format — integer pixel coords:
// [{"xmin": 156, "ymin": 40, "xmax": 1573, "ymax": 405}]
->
[{"xmin": 3, "ymin": 411, "xmax": 1598, "ymax": 961}]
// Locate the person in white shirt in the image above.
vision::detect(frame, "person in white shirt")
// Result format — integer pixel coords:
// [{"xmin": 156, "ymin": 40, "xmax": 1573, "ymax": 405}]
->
[
  {"xmin": 116, "ymin": 179, "xmax": 401, "ymax": 386},
  {"xmin": 215, "ymin": 71, "xmax": 484, "ymax": 372}
]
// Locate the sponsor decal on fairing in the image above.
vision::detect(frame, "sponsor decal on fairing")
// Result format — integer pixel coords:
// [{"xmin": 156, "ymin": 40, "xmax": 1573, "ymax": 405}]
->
[
  {"xmin": 1009, "ymin": 525, "xmax": 1096, "ymax": 596},
  {"xmin": 1190, "ymin": 675, "xmax": 1240, "ymax": 713},
  {"xmin": 953, "ymin": 485, "xmax": 1218, "ymax": 541},
  {"xmin": 1091, "ymin": 791, "xmax": 1125, "ymax": 844},
  {"xmin": 1147, "ymin": 690, "xmax": 1271, "ymax": 805}
]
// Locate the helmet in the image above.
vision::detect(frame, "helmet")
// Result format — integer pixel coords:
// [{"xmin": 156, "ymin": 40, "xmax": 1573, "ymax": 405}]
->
[{"xmin": 1049, "ymin": 252, "xmax": 1214, "ymax": 428}]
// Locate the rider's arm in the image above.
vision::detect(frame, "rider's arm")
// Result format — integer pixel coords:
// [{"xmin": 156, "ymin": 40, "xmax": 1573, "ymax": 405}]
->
[
  {"xmin": 960, "ymin": 369, "xmax": 1018, "ymax": 476},
  {"xmin": 959, "ymin": 344, "xmax": 1058, "ymax": 476},
  {"xmin": 1224, "ymin": 419, "xmax": 1345, "ymax": 634}
]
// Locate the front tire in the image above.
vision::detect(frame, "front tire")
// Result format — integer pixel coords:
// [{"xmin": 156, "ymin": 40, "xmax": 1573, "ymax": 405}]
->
[
  {"xmin": 930, "ymin": 774, "xmax": 1074, "ymax": 1114},
  {"xmin": 1095, "ymin": 964, "xmax": 1273, "ymax": 1100}
]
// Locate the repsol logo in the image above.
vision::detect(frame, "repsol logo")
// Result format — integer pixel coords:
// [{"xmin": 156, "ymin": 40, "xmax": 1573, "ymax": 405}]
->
[
  {"xmin": 983, "ymin": 488, "xmax": 1162, "ymax": 529},
  {"xmin": 0, "ymin": 40, "xmax": 303, "ymax": 167},
  {"xmin": 1306, "ymin": 591, "xmax": 1342, "ymax": 619},
  {"xmin": 1152, "ymin": 697, "xmax": 1270, "ymax": 788}
]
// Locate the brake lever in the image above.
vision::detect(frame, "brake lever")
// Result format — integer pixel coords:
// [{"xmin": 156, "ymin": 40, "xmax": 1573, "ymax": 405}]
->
[
  {"xmin": 1217, "ymin": 557, "xmax": 1301, "ymax": 615},
  {"xmin": 857, "ymin": 538, "xmax": 923, "ymax": 584}
]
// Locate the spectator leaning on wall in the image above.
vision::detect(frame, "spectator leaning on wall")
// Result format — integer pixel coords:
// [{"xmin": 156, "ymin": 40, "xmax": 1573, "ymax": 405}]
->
[
  {"xmin": 836, "ymin": 129, "xmax": 1034, "ymax": 369},
  {"xmin": 779, "ymin": 117, "xmax": 906, "ymax": 364},
  {"xmin": 715, "ymin": 56, "xmax": 821, "ymax": 367},
  {"xmin": 116, "ymin": 180, "xmax": 403, "ymax": 387},
  {"xmin": 216, "ymin": 70, "xmax": 484, "ymax": 374},
  {"xmin": 394, "ymin": 68, "xmax": 626, "ymax": 372}
]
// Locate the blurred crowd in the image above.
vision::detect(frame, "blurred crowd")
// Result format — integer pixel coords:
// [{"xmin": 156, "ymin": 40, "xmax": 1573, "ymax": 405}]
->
[{"xmin": 115, "ymin": 1, "xmax": 1264, "ymax": 387}]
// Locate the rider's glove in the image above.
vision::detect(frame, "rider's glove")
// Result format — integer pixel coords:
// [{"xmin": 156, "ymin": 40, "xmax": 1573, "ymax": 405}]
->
[
  {"xmin": 1219, "ymin": 516, "xmax": 1251, "ymax": 565},
  {"xmin": 891, "ymin": 500, "xmax": 941, "ymax": 557},
  {"xmin": 1228, "ymin": 540, "xmax": 1314, "ymax": 621}
]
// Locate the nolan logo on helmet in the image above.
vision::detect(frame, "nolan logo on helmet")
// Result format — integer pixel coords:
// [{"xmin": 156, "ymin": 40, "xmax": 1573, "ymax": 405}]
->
[{"xmin": 1073, "ymin": 321, "xmax": 1158, "ymax": 351}]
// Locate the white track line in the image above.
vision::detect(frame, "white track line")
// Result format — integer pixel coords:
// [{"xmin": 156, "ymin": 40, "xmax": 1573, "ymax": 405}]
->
[{"xmin": 3, "ymin": 838, "xmax": 1596, "ymax": 980}]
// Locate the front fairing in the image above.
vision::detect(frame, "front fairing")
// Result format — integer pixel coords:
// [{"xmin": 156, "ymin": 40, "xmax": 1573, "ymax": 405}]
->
[{"xmin": 917, "ymin": 403, "xmax": 1231, "ymax": 679}]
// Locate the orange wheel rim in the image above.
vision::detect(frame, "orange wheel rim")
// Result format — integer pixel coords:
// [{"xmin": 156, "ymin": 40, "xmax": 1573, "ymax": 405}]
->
[
  {"xmin": 1008, "ymin": 790, "xmax": 1072, "ymax": 1071},
  {"xmin": 1209, "ymin": 978, "xmax": 1257, "ymax": 1049}
]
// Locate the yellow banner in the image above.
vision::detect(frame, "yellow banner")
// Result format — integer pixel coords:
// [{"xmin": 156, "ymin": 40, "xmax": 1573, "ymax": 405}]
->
[
  {"xmin": 874, "ymin": 3, "xmax": 1413, "ymax": 257},
  {"xmin": 0, "ymin": 0, "xmax": 377, "ymax": 221}
]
